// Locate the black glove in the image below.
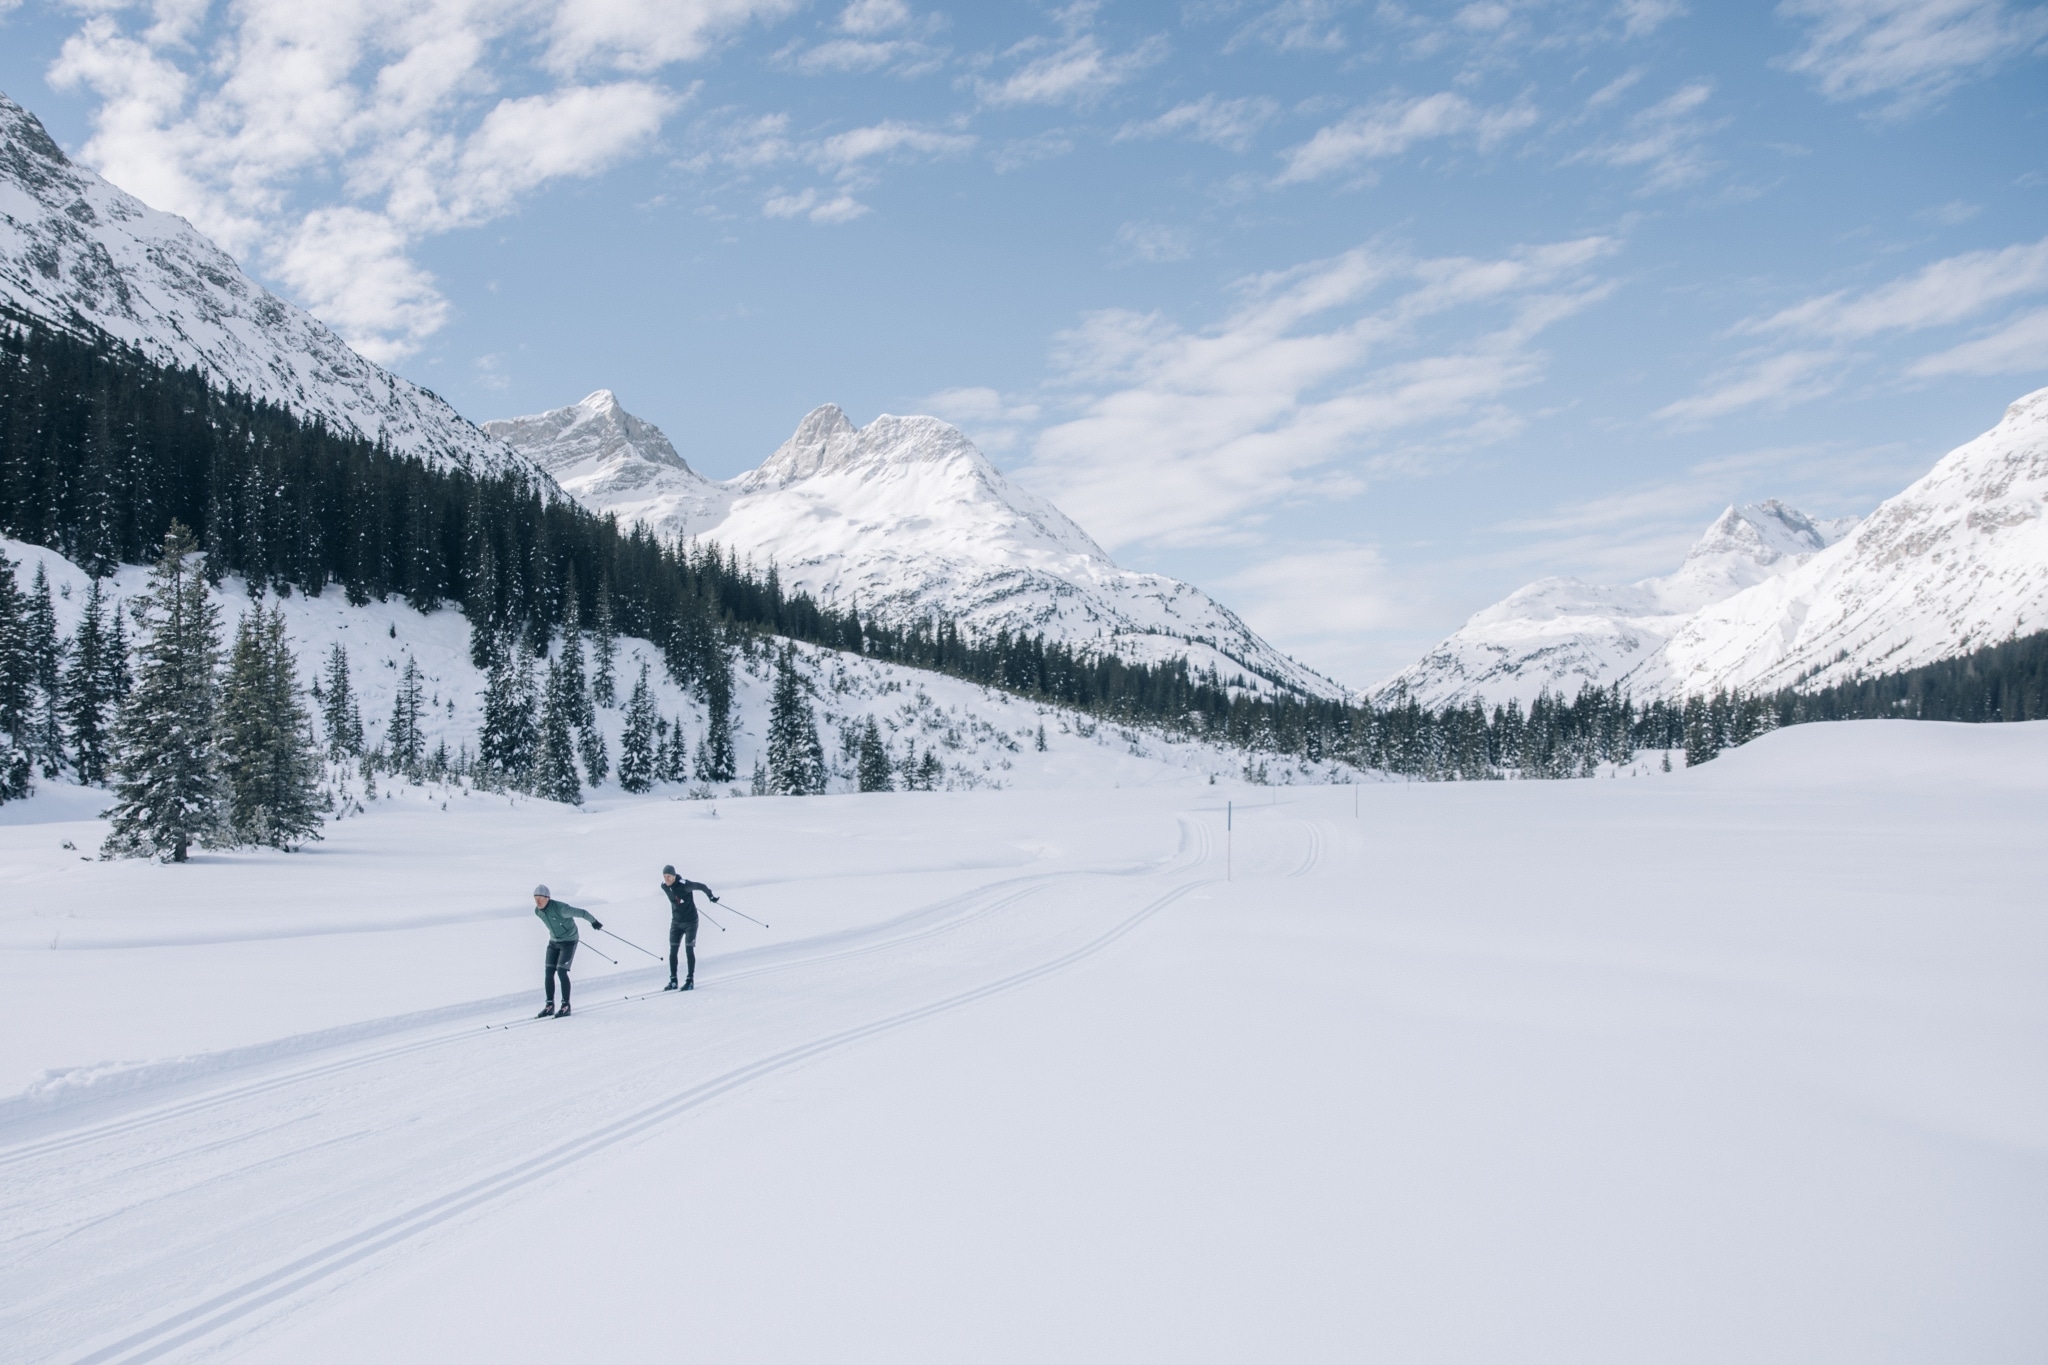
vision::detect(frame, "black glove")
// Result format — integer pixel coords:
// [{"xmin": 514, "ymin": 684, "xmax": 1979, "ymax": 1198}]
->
[
  {"xmin": 591, "ymin": 920, "xmax": 603, "ymax": 931},
  {"xmin": 710, "ymin": 894, "xmax": 720, "ymax": 903}
]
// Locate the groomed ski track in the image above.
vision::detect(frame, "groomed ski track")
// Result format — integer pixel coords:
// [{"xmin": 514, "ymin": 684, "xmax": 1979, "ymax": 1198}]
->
[{"xmin": 2, "ymin": 804, "xmax": 1282, "ymax": 1364}]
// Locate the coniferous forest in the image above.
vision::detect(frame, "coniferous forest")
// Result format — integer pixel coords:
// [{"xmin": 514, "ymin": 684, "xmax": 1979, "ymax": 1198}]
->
[{"xmin": 1, "ymin": 310, "xmax": 2041, "ymax": 834}]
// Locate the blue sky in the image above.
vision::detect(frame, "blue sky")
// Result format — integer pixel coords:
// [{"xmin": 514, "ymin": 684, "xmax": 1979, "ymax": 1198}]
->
[{"xmin": 2, "ymin": 0, "xmax": 2045, "ymax": 687}]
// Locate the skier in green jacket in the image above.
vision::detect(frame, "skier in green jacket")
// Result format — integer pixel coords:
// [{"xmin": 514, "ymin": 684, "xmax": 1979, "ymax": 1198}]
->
[{"xmin": 533, "ymin": 884, "xmax": 601, "ymax": 1018}]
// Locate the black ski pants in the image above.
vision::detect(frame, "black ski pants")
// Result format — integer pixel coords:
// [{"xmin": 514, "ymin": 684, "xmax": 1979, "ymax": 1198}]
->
[
  {"xmin": 544, "ymin": 938, "xmax": 579, "ymax": 1004},
  {"xmin": 669, "ymin": 916, "xmax": 697, "ymax": 983}
]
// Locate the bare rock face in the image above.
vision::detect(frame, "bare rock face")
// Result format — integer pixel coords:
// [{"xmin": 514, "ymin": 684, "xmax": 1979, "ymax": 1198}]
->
[
  {"xmin": 487, "ymin": 395, "xmax": 1350, "ymax": 700},
  {"xmin": 0, "ymin": 90, "xmax": 529, "ymax": 480}
]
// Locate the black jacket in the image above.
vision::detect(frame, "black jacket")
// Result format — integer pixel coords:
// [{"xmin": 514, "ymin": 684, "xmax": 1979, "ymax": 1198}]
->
[{"xmin": 662, "ymin": 878, "xmax": 714, "ymax": 920}]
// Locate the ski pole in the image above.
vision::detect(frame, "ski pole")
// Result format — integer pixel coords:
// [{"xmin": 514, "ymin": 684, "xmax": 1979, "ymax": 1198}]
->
[
  {"xmin": 711, "ymin": 898, "xmax": 770, "ymax": 929},
  {"xmin": 577, "ymin": 938, "xmax": 618, "ymax": 964},
  {"xmin": 600, "ymin": 927, "xmax": 661, "ymax": 961},
  {"xmin": 699, "ymin": 906, "xmax": 728, "ymax": 932}
]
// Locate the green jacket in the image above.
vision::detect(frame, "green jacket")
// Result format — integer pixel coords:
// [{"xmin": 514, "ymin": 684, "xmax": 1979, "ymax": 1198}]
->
[{"xmin": 534, "ymin": 898, "xmax": 598, "ymax": 942}]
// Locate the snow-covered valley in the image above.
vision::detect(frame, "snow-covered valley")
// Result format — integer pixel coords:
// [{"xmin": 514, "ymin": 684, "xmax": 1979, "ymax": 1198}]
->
[{"xmin": 2, "ymin": 719, "xmax": 2042, "ymax": 1362}]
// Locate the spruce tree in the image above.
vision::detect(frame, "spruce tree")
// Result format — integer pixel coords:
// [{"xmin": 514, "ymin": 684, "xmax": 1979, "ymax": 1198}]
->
[
  {"xmin": 0, "ymin": 552, "xmax": 30, "ymax": 800},
  {"xmin": 697, "ymin": 648, "xmax": 737, "ymax": 783},
  {"xmin": 63, "ymin": 577, "xmax": 121, "ymax": 787},
  {"xmin": 388, "ymin": 654, "xmax": 426, "ymax": 776},
  {"xmin": 856, "ymin": 716, "xmax": 893, "ymax": 792},
  {"xmin": 479, "ymin": 652, "xmax": 539, "ymax": 787},
  {"xmin": 579, "ymin": 714, "xmax": 609, "ymax": 787},
  {"xmin": 532, "ymin": 654, "xmax": 583, "ymax": 804},
  {"xmin": 766, "ymin": 647, "xmax": 826, "ymax": 795},
  {"xmin": 320, "ymin": 644, "xmax": 364, "ymax": 760},
  {"xmin": 591, "ymin": 578, "xmax": 616, "ymax": 708},
  {"xmin": 103, "ymin": 524, "xmax": 223, "ymax": 862},
  {"xmin": 27, "ymin": 564, "xmax": 64, "ymax": 776},
  {"xmin": 618, "ymin": 662, "xmax": 657, "ymax": 793},
  {"xmin": 218, "ymin": 605, "xmax": 323, "ymax": 848}
]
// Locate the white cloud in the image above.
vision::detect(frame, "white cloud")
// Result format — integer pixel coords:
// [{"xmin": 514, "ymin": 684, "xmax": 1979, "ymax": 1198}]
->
[
  {"xmin": 1571, "ymin": 81, "xmax": 1723, "ymax": 190},
  {"xmin": 1116, "ymin": 94, "xmax": 1279, "ymax": 153},
  {"xmin": 1752, "ymin": 235, "xmax": 2048, "ymax": 337},
  {"xmin": 1112, "ymin": 220, "xmax": 1196, "ymax": 264},
  {"xmin": 1909, "ymin": 306, "xmax": 2048, "ymax": 375},
  {"xmin": 1276, "ymin": 93, "xmax": 1538, "ymax": 184},
  {"xmin": 1653, "ymin": 350, "xmax": 1843, "ymax": 425},
  {"xmin": 547, "ymin": 0, "xmax": 799, "ymax": 74},
  {"xmin": 977, "ymin": 33, "xmax": 1168, "ymax": 108},
  {"xmin": 1777, "ymin": 0, "xmax": 2048, "ymax": 114},
  {"xmin": 840, "ymin": 0, "xmax": 913, "ymax": 35},
  {"xmin": 45, "ymin": 0, "xmax": 739, "ymax": 360},
  {"xmin": 1617, "ymin": 0, "xmax": 1688, "ymax": 36},
  {"xmin": 763, "ymin": 186, "xmax": 870, "ymax": 222},
  {"xmin": 1219, "ymin": 0, "xmax": 1350, "ymax": 54},
  {"xmin": 1015, "ymin": 237, "xmax": 1618, "ymax": 551},
  {"xmin": 921, "ymin": 386, "xmax": 1042, "ymax": 455},
  {"xmin": 813, "ymin": 120, "xmax": 975, "ymax": 173}
]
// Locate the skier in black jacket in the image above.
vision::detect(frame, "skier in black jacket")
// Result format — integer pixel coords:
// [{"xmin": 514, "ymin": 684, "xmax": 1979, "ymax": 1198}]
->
[{"xmin": 660, "ymin": 864, "xmax": 717, "ymax": 991}]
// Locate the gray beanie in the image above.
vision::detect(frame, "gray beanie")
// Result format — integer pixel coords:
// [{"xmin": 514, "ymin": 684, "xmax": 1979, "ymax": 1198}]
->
[
  {"xmin": 533, "ymin": 884, "xmax": 550, "ymax": 898},
  {"xmin": 662, "ymin": 864, "xmax": 676, "ymax": 875}
]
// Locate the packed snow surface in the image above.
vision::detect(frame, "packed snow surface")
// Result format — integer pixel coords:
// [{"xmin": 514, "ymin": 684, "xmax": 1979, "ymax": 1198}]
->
[
  {"xmin": 3, "ymin": 721, "xmax": 2042, "ymax": 1362},
  {"xmin": 1385, "ymin": 501, "xmax": 1857, "ymax": 707},
  {"xmin": 0, "ymin": 92, "xmax": 530, "ymax": 479},
  {"xmin": 485, "ymin": 392, "xmax": 1346, "ymax": 699}
]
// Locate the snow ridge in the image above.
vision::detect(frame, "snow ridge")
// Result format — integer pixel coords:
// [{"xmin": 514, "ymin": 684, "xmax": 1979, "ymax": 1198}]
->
[
  {"xmin": 1383, "ymin": 500, "xmax": 1857, "ymax": 707},
  {"xmin": 0, "ymin": 91, "xmax": 530, "ymax": 480},
  {"xmin": 1629, "ymin": 386, "xmax": 2048, "ymax": 697},
  {"xmin": 486, "ymin": 394, "xmax": 1349, "ymax": 701}
]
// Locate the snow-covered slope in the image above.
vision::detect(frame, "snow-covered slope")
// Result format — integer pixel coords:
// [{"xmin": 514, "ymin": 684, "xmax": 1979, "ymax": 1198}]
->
[
  {"xmin": 1630, "ymin": 387, "xmax": 2048, "ymax": 697},
  {"xmin": 486, "ymin": 394, "xmax": 1347, "ymax": 699},
  {"xmin": 3, "ymin": 536, "xmax": 1359, "ymax": 802},
  {"xmin": 0, "ymin": 92, "xmax": 527, "ymax": 478},
  {"xmin": 1383, "ymin": 502, "xmax": 1856, "ymax": 707}
]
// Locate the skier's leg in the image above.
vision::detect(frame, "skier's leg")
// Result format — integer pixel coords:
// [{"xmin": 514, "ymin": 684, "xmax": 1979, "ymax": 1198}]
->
[
  {"xmin": 684, "ymin": 923, "xmax": 697, "ymax": 984},
  {"xmin": 544, "ymin": 942, "xmax": 559, "ymax": 1004},
  {"xmin": 557, "ymin": 938, "xmax": 578, "ymax": 1009},
  {"xmin": 668, "ymin": 924, "xmax": 683, "ymax": 984}
]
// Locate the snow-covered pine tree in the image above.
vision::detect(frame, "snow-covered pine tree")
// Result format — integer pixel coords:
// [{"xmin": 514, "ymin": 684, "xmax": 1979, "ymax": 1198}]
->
[
  {"xmin": 698, "ymin": 648, "xmax": 737, "ymax": 783},
  {"xmin": 766, "ymin": 647, "xmax": 826, "ymax": 795},
  {"xmin": 478, "ymin": 652, "xmax": 538, "ymax": 788},
  {"xmin": 0, "ymin": 550, "xmax": 31, "ymax": 800},
  {"xmin": 532, "ymin": 654, "xmax": 583, "ymax": 805},
  {"xmin": 320, "ymin": 643, "xmax": 364, "ymax": 760},
  {"xmin": 387, "ymin": 655, "xmax": 426, "ymax": 776},
  {"xmin": 63, "ymin": 577, "xmax": 121, "ymax": 786},
  {"xmin": 103, "ymin": 524, "xmax": 224, "ymax": 861},
  {"xmin": 579, "ymin": 714, "xmax": 609, "ymax": 787},
  {"xmin": 617, "ymin": 662, "xmax": 657, "ymax": 793},
  {"xmin": 856, "ymin": 716, "xmax": 893, "ymax": 792},
  {"xmin": 27, "ymin": 564, "xmax": 63, "ymax": 777},
  {"xmin": 591, "ymin": 578, "xmax": 616, "ymax": 708},
  {"xmin": 917, "ymin": 748, "xmax": 943, "ymax": 791},
  {"xmin": 217, "ymin": 604, "xmax": 323, "ymax": 849}
]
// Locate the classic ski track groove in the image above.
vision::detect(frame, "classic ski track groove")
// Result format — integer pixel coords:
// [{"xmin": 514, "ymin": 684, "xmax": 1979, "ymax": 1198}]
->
[
  {"xmin": 0, "ymin": 817, "xmax": 1210, "ymax": 1168},
  {"xmin": 61, "ymin": 873, "xmax": 1214, "ymax": 1365}
]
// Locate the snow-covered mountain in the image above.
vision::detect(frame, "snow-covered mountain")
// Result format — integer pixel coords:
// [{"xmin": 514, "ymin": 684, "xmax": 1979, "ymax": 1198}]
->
[
  {"xmin": 1383, "ymin": 501, "xmax": 1857, "ymax": 707},
  {"xmin": 1629, "ymin": 386, "xmax": 2048, "ymax": 697},
  {"xmin": 485, "ymin": 392, "xmax": 1347, "ymax": 699},
  {"xmin": 0, "ymin": 91, "xmax": 526, "ymax": 478}
]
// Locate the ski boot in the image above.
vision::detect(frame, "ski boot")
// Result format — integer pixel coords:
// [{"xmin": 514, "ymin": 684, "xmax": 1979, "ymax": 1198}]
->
[
  {"xmin": 664, "ymin": 979, "xmax": 679, "ymax": 991},
  {"xmin": 680, "ymin": 978, "xmax": 694, "ymax": 992},
  {"xmin": 536, "ymin": 1003, "xmax": 556, "ymax": 1018},
  {"xmin": 557, "ymin": 1001, "xmax": 572, "ymax": 1017}
]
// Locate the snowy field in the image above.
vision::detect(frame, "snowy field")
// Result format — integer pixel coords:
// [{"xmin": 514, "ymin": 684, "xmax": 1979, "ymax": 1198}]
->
[{"xmin": 2, "ymin": 720, "xmax": 2044, "ymax": 1363}]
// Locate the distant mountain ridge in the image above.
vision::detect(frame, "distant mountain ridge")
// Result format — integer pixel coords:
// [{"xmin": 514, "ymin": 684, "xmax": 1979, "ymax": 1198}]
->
[
  {"xmin": 1383, "ymin": 501, "xmax": 1858, "ymax": 707},
  {"xmin": 1387, "ymin": 385, "xmax": 2048, "ymax": 705},
  {"xmin": 0, "ymin": 91, "xmax": 529, "ymax": 480},
  {"xmin": 486, "ymin": 391, "xmax": 1347, "ymax": 699}
]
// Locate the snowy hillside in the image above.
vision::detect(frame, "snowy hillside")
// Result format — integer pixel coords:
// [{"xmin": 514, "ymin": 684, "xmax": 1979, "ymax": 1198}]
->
[
  {"xmin": 0, "ymin": 92, "xmax": 528, "ymax": 479},
  {"xmin": 1630, "ymin": 387, "xmax": 2048, "ymax": 697},
  {"xmin": 485, "ymin": 393, "xmax": 1347, "ymax": 700},
  {"xmin": 2, "ymin": 536, "xmax": 1359, "ymax": 803},
  {"xmin": 1382, "ymin": 501, "xmax": 1856, "ymax": 707}
]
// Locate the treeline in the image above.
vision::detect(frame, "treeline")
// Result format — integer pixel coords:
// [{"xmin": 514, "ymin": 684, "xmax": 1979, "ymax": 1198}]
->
[{"xmin": 1773, "ymin": 630, "xmax": 2048, "ymax": 724}]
